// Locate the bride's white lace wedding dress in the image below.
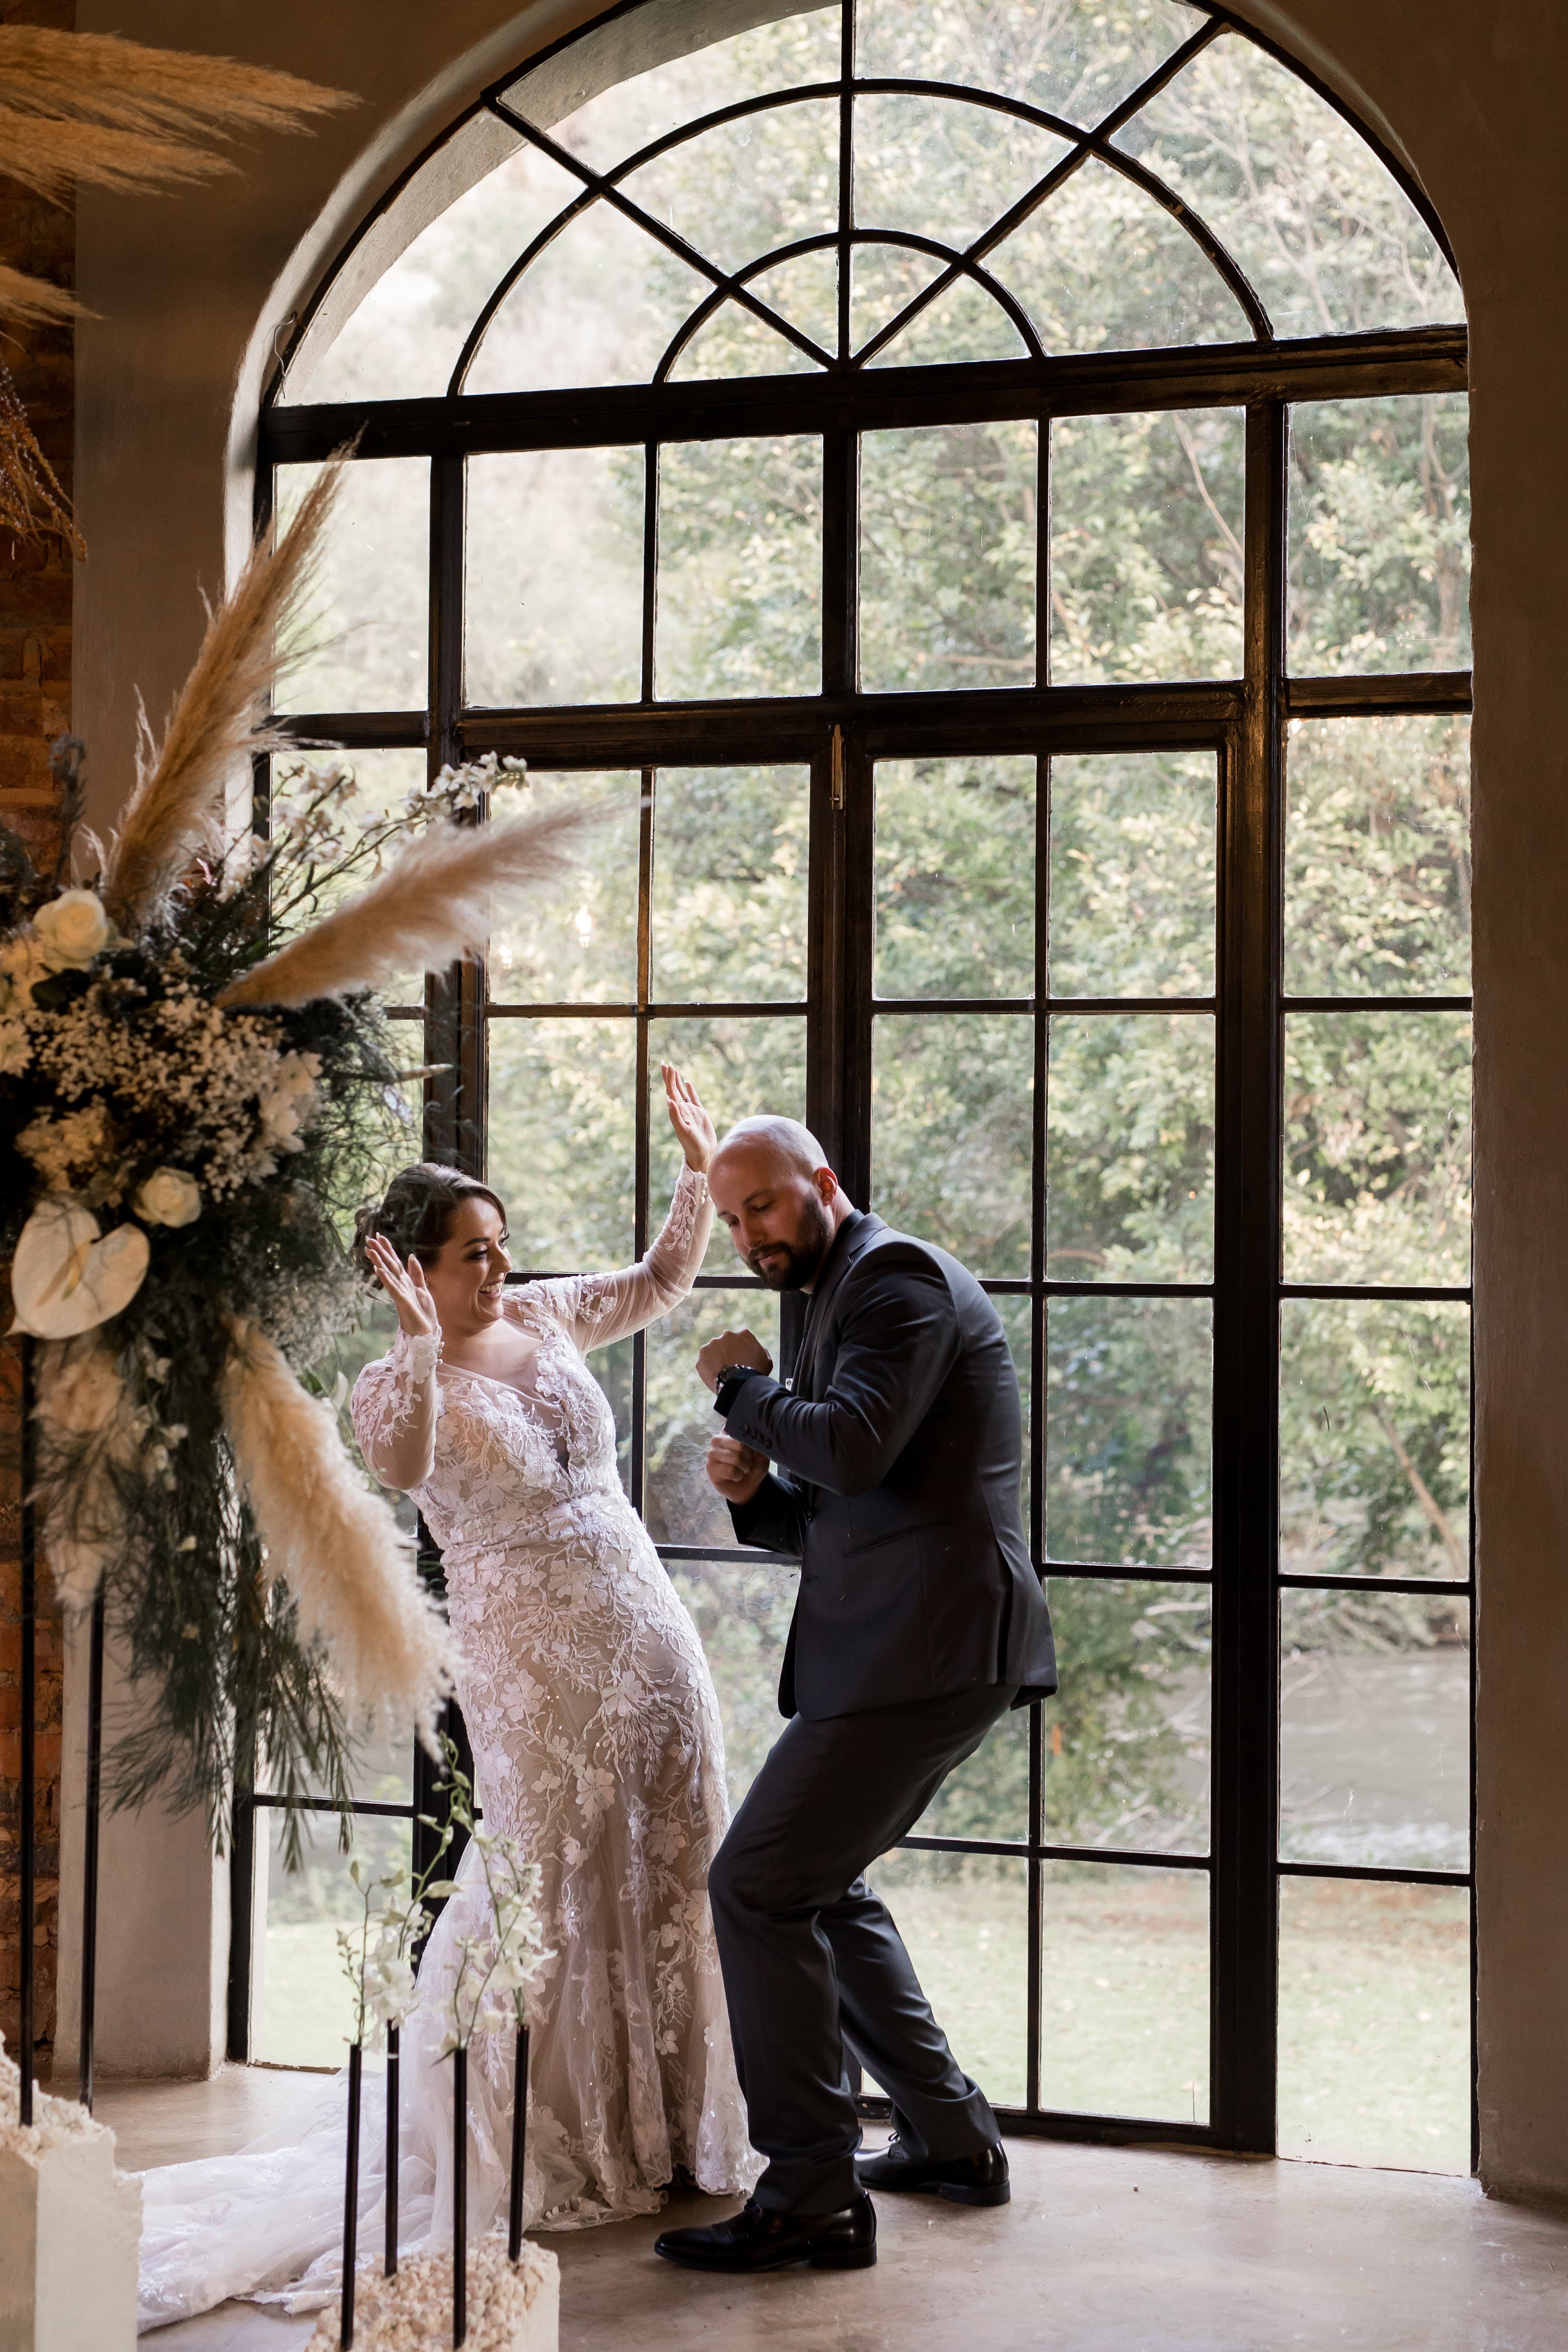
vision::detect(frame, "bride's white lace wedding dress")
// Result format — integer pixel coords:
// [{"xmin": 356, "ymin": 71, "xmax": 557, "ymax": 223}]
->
[{"xmin": 136, "ymin": 1165, "xmax": 760, "ymax": 2329}]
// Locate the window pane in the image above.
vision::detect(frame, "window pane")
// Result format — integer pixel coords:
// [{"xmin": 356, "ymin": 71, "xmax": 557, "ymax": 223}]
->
[
  {"xmin": 991, "ymin": 158, "xmax": 1252, "ymax": 356},
  {"xmin": 1282, "ymin": 1012, "xmax": 1472, "ymax": 1286},
  {"xmin": 1289, "ymin": 395, "xmax": 1471, "ymax": 675},
  {"xmin": 1280, "ymin": 1299, "xmax": 1470, "ymax": 1582},
  {"xmin": 1038, "ymin": 1862, "xmax": 1209, "ymax": 2122},
  {"xmin": 657, "ymin": 436, "xmax": 822, "ymax": 698},
  {"xmin": 647, "ymin": 1015, "xmax": 807, "ymax": 1274},
  {"xmin": 465, "ymin": 449, "xmax": 642, "ymax": 708},
  {"xmin": 1278, "ymin": 1879, "xmax": 1470, "ymax": 2171},
  {"xmin": 270, "ymin": 748, "xmax": 429, "ymax": 1006},
  {"xmin": 854, "ymin": 93, "xmax": 1069, "ymax": 251},
  {"xmin": 287, "ymin": 142, "xmax": 579, "ymax": 405},
  {"xmin": 1050, "ymin": 409, "xmax": 1243, "ymax": 683},
  {"xmin": 875, "ymin": 755, "xmax": 1035, "ymax": 999},
  {"xmin": 465, "ymin": 205, "xmax": 711, "ymax": 394},
  {"xmin": 668, "ymin": 1552, "xmax": 799, "ymax": 1809},
  {"xmin": 1049, "ymin": 751, "xmax": 1216, "ymax": 998},
  {"xmin": 850, "ymin": 241, "xmax": 946, "ymax": 353},
  {"xmin": 1281, "ymin": 1589, "xmax": 1469, "ymax": 1872},
  {"xmin": 867, "ymin": 274, "xmax": 1027, "ymax": 368},
  {"xmin": 867, "ymin": 1853, "xmax": 1028, "ymax": 2109},
  {"xmin": 995, "ymin": 1291, "xmax": 1032, "ymax": 1537},
  {"xmin": 671, "ymin": 301, "xmax": 824, "ymax": 381},
  {"xmin": 1046, "ymin": 1297, "xmax": 1212, "ymax": 1568},
  {"xmin": 620, "ymin": 99, "xmax": 839, "ymax": 277},
  {"xmin": 1047, "ymin": 1014, "xmax": 1215, "ymax": 1282},
  {"xmin": 856, "ymin": 0, "xmax": 1200, "ymax": 129},
  {"xmin": 505, "ymin": 7, "xmax": 842, "ymax": 173},
  {"xmin": 911, "ymin": 1700, "xmax": 1030, "ymax": 1846},
  {"xmin": 860, "ymin": 420, "xmax": 1037, "ymax": 692},
  {"xmin": 254, "ymin": 1811, "xmax": 411, "ymax": 2068},
  {"xmin": 871, "ymin": 1012, "xmax": 1033, "ymax": 1276},
  {"xmin": 651, "ymin": 765, "xmax": 809, "ymax": 1002},
  {"xmin": 646, "ymin": 1289, "xmax": 783, "ymax": 1547},
  {"xmin": 276, "ymin": 459, "xmax": 428, "ymax": 713},
  {"xmin": 1285, "ymin": 715, "xmax": 1471, "ymax": 997},
  {"xmin": 1045, "ymin": 1579, "xmax": 1210, "ymax": 1855},
  {"xmin": 489, "ymin": 771, "xmax": 640, "ymax": 1006},
  {"xmin": 1112, "ymin": 34, "xmax": 1462, "ymax": 337},
  {"xmin": 486, "ymin": 1017, "xmax": 636, "ymax": 1270},
  {"xmin": 747, "ymin": 247, "xmax": 840, "ymax": 353}
]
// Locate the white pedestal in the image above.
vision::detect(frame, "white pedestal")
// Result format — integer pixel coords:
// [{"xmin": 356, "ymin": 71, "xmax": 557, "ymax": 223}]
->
[
  {"xmin": 305, "ymin": 2238, "xmax": 559, "ymax": 2351},
  {"xmin": 0, "ymin": 2044, "xmax": 142, "ymax": 2352}
]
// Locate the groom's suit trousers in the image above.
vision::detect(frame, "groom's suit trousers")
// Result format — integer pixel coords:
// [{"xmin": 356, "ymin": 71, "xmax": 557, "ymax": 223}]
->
[{"xmin": 708, "ymin": 1678, "xmax": 1017, "ymax": 2216}]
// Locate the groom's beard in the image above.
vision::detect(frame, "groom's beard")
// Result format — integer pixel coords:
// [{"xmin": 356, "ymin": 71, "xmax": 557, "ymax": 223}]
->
[{"xmin": 743, "ymin": 1195, "xmax": 834, "ymax": 1291}]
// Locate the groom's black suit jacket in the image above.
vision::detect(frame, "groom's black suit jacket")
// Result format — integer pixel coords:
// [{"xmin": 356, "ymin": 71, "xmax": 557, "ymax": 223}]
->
[{"xmin": 719, "ymin": 1210, "xmax": 1057, "ymax": 1721}]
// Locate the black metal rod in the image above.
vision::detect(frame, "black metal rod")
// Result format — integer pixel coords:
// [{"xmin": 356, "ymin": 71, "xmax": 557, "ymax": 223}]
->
[
  {"xmin": 384, "ymin": 2024, "xmax": 400, "ymax": 2275},
  {"xmin": 78, "ymin": 1585, "xmax": 105, "ymax": 2109},
  {"xmin": 17, "ymin": 1333, "xmax": 36, "ymax": 2128},
  {"xmin": 453, "ymin": 2043, "xmax": 468, "ymax": 2346},
  {"xmin": 508, "ymin": 2023, "xmax": 530, "ymax": 2262},
  {"xmin": 341, "ymin": 2040, "xmax": 363, "ymax": 2350}
]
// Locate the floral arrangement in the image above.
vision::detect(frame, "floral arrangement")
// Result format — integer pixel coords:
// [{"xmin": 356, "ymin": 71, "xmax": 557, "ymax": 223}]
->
[{"xmin": 0, "ymin": 466, "xmax": 591, "ymax": 1838}]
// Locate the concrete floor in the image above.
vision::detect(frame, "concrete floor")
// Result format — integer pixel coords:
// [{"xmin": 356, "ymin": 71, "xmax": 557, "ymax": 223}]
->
[{"xmin": 99, "ymin": 2068, "xmax": 1568, "ymax": 2351}]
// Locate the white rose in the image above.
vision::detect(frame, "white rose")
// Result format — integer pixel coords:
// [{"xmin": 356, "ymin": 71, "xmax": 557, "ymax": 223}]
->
[
  {"xmin": 33, "ymin": 889, "xmax": 110, "ymax": 972},
  {"xmin": 133, "ymin": 1167, "xmax": 202, "ymax": 1227}
]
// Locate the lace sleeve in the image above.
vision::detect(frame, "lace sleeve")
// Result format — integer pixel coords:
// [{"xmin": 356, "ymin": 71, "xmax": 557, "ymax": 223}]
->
[
  {"xmin": 350, "ymin": 1330, "xmax": 440, "ymax": 1491},
  {"xmin": 524, "ymin": 1165, "xmax": 713, "ymax": 1354}
]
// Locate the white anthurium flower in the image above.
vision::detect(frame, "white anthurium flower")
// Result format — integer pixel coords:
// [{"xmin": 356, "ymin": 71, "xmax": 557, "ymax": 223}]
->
[
  {"xmin": 33, "ymin": 888, "xmax": 111, "ymax": 971},
  {"xmin": 133, "ymin": 1166, "xmax": 203, "ymax": 1228},
  {"xmin": 10, "ymin": 1197, "xmax": 150, "ymax": 1338}
]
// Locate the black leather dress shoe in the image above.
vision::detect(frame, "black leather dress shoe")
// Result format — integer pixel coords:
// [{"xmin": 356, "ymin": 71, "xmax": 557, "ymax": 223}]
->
[
  {"xmin": 654, "ymin": 2193, "xmax": 877, "ymax": 2272},
  {"xmin": 855, "ymin": 2135, "xmax": 1011, "ymax": 2206}
]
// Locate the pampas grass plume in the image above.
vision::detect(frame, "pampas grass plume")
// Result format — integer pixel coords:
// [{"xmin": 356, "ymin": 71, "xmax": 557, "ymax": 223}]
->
[
  {"xmin": 104, "ymin": 460, "xmax": 344, "ymax": 928},
  {"xmin": 222, "ymin": 1321, "xmax": 458, "ymax": 1752},
  {"xmin": 217, "ymin": 800, "xmax": 600, "ymax": 1009}
]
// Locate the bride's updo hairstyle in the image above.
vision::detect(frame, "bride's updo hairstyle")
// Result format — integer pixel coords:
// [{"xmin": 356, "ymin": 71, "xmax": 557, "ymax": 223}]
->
[{"xmin": 353, "ymin": 1163, "xmax": 508, "ymax": 1280}]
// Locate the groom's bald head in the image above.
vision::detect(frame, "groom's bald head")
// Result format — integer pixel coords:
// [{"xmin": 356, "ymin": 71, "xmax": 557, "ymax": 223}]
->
[{"xmin": 709, "ymin": 1115, "xmax": 853, "ymax": 1291}]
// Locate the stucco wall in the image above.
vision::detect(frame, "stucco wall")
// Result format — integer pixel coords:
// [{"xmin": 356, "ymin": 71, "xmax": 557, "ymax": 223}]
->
[{"xmin": 58, "ymin": 0, "xmax": 1568, "ymax": 2198}]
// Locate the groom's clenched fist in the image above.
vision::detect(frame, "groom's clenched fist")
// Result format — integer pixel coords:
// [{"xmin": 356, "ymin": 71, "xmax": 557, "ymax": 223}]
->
[
  {"xmin": 695, "ymin": 1327, "xmax": 773, "ymax": 1393},
  {"xmin": 707, "ymin": 1433, "xmax": 769, "ymax": 1506}
]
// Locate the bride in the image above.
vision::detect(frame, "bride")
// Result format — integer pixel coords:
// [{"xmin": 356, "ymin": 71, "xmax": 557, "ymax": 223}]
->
[{"xmin": 136, "ymin": 1062, "xmax": 760, "ymax": 2327}]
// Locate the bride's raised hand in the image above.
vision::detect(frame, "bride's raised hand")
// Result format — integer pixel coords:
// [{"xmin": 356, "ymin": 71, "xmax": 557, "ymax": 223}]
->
[
  {"xmin": 364, "ymin": 1232, "xmax": 439, "ymax": 1342},
  {"xmin": 661, "ymin": 1061, "xmax": 717, "ymax": 1174}
]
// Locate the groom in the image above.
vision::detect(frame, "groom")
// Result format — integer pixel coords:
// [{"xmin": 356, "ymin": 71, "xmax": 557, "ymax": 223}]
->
[{"xmin": 655, "ymin": 1117, "xmax": 1056, "ymax": 2276}]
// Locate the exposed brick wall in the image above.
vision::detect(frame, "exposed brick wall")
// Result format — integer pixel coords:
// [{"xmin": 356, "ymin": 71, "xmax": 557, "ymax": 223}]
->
[{"xmin": 0, "ymin": 0, "xmax": 75, "ymax": 2076}]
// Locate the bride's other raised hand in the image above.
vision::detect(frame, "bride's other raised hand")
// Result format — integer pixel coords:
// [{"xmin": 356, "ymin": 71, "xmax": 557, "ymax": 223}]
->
[
  {"xmin": 661, "ymin": 1061, "xmax": 717, "ymax": 1173},
  {"xmin": 364, "ymin": 1231, "xmax": 439, "ymax": 1342}
]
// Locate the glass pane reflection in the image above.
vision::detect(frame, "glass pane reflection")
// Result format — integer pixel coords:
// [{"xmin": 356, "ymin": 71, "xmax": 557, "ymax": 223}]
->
[
  {"xmin": 465, "ymin": 449, "xmax": 642, "ymax": 707},
  {"xmin": 1049, "ymin": 751, "xmax": 1216, "ymax": 998},
  {"xmin": 1049, "ymin": 408, "xmax": 1243, "ymax": 685},
  {"xmin": 1046, "ymin": 1297, "xmax": 1212, "ymax": 1568},
  {"xmin": 1279, "ymin": 1298, "xmax": 1470, "ymax": 1581},
  {"xmin": 657, "ymin": 436, "xmax": 823, "ymax": 698},
  {"xmin": 875, "ymin": 755, "xmax": 1036, "ymax": 1000},
  {"xmin": 1284, "ymin": 714, "xmax": 1471, "ymax": 997},
  {"xmin": 487, "ymin": 1018, "xmax": 636, "ymax": 1271},
  {"xmin": 255, "ymin": 1811, "xmax": 411, "ymax": 2069},
  {"xmin": 868, "ymin": 1852, "xmax": 1029, "ymax": 2108},
  {"xmin": 1289, "ymin": 395, "xmax": 1470, "ymax": 674},
  {"xmin": 1045, "ymin": 1578, "xmax": 1210, "ymax": 1854},
  {"xmin": 1278, "ymin": 1879, "xmax": 1470, "ymax": 2171},
  {"xmin": 1282, "ymin": 1012, "xmax": 1472, "ymax": 1286},
  {"xmin": 1047, "ymin": 1013, "xmax": 1215, "ymax": 1282},
  {"xmin": 489, "ymin": 771, "xmax": 640, "ymax": 1006},
  {"xmin": 1038, "ymin": 1863, "xmax": 1209, "ymax": 2122},
  {"xmin": 872, "ymin": 1012, "xmax": 1033, "ymax": 1276},
  {"xmin": 276, "ymin": 458, "xmax": 429, "ymax": 713},
  {"xmin": 860, "ymin": 420, "xmax": 1038, "ymax": 692},
  {"xmin": 652, "ymin": 766, "xmax": 810, "ymax": 1003},
  {"xmin": 1280, "ymin": 1588, "xmax": 1469, "ymax": 1872}
]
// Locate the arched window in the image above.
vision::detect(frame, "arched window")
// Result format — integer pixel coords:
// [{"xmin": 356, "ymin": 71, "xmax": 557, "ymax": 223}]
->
[{"xmin": 241, "ymin": 0, "xmax": 1472, "ymax": 2170}]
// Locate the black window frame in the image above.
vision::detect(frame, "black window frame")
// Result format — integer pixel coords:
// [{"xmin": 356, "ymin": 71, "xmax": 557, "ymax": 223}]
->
[{"xmin": 229, "ymin": 0, "xmax": 1473, "ymax": 2165}]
